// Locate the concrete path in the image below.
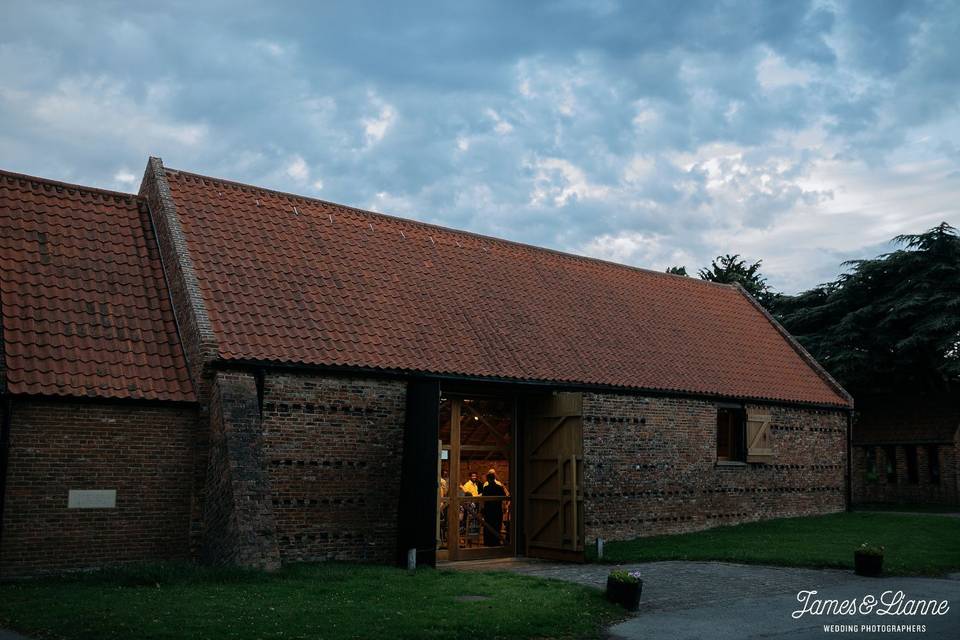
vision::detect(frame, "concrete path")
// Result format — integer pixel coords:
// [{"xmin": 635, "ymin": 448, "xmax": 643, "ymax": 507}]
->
[
  {"xmin": 451, "ymin": 559, "xmax": 960, "ymax": 639},
  {"xmin": 0, "ymin": 631, "xmax": 30, "ymax": 640}
]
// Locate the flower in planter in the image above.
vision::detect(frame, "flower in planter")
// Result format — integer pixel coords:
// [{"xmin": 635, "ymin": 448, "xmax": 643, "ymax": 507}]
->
[
  {"xmin": 606, "ymin": 569, "xmax": 643, "ymax": 611},
  {"xmin": 608, "ymin": 569, "xmax": 641, "ymax": 585},
  {"xmin": 857, "ymin": 542, "xmax": 885, "ymax": 556}
]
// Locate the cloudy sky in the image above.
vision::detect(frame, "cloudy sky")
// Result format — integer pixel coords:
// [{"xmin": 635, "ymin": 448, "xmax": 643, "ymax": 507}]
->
[{"xmin": 2, "ymin": 1, "xmax": 957, "ymax": 292}]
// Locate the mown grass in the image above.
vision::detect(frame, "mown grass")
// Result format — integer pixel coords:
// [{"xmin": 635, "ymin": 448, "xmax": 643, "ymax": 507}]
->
[
  {"xmin": 853, "ymin": 502, "xmax": 959, "ymax": 514},
  {"xmin": 592, "ymin": 512, "xmax": 960, "ymax": 576},
  {"xmin": 0, "ymin": 562, "xmax": 622, "ymax": 640}
]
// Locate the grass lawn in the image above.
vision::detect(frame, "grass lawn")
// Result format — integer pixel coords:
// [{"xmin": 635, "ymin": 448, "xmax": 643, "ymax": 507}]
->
[
  {"xmin": 853, "ymin": 502, "xmax": 960, "ymax": 514},
  {"xmin": 0, "ymin": 562, "xmax": 622, "ymax": 640},
  {"xmin": 594, "ymin": 512, "xmax": 960, "ymax": 576}
]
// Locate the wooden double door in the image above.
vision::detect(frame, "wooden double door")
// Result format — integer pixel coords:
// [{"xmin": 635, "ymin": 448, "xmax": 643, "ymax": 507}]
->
[
  {"xmin": 435, "ymin": 390, "xmax": 584, "ymax": 563},
  {"xmin": 523, "ymin": 392, "xmax": 585, "ymax": 562},
  {"xmin": 438, "ymin": 395, "xmax": 516, "ymax": 561}
]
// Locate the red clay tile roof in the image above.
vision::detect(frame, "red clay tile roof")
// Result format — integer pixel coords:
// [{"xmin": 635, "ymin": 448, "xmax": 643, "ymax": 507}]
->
[
  {"xmin": 165, "ymin": 166, "xmax": 850, "ymax": 407},
  {"xmin": 0, "ymin": 170, "xmax": 194, "ymax": 401}
]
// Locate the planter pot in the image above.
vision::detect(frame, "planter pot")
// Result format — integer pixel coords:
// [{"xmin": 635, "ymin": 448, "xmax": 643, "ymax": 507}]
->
[
  {"xmin": 606, "ymin": 577, "xmax": 643, "ymax": 611},
  {"xmin": 854, "ymin": 552, "xmax": 883, "ymax": 577}
]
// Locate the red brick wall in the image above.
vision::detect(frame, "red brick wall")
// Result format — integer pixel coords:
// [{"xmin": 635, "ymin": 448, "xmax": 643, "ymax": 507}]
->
[
  {"xmin": 1, "ymin": 400, "xmax": 198, "ymax": 576},
  {"xmin": 261, "ymin": 373, "xmax": 406, "ymax": 563},
  {"xmin": 201, "ymin": 371, "xmax": 280, "ymax": 569},
  {"xmin": 851, "ymin": 441, "xmax": 959, "ymax": 506},
  {"xmin": 582, "ymin": 393, "xmax": 847, "ymax": 541}
]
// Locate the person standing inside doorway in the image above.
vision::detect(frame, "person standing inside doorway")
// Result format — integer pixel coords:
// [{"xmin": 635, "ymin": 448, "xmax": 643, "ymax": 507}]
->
[
  {"xmin": 483, "ymin": 468, "xmax": 510, "ymax": 496},
  {"xmin": 480, "ymin": 472, "xmax": 506, "ymax": 546},
  {"xmin": 461, "ymin": 471, "xmax": 482, "ymax": 497}
]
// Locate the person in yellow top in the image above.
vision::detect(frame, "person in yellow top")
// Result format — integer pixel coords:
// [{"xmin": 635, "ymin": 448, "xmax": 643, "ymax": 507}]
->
[
  {"xmin": 461, "ymin": 471, "xmax": 482, "ymax": 497},
  {"xmin": 439, "ymin": 468, "xmax": 449, "ymax": 497}
]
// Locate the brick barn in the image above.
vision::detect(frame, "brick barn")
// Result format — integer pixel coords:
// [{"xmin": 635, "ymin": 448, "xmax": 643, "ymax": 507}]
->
[
  {"xmin": 851, "ymin": 395, "xmax": 959, "ymax": 507},
  {"xmin": 0, "ymin": 158, "xmax": 853, "ymax": 575}
]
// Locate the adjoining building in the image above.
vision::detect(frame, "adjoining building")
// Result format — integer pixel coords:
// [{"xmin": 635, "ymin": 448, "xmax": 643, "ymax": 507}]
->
[
  {"xmin": 0, "ymin": 170, "xmax": 197, "ymax": 576},
  {"xmin": 1, "ymin": 158, "xmax": 852, "ymax": 575},
  {"xmin": 851, "ymin": 395, "xmax": 959, "ymax": 507}
]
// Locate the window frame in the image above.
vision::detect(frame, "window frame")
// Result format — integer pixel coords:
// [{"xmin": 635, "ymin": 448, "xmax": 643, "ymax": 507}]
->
[
  {"xmin": 864, "ymin": 446, "xmax": 878, "ymax": 482},
  {"xmin": 927, "ymin": 445, "xmax": 941, "ymax": 485},
  {"xmin": 905, "ymin": 445, "xmax": 919, "ymax": 484},
  {"xmin": 716, "ymin": 404, "xmax": 746, "ymax": 464},
  {"xmin": 883, "ymin": 445, "xmax": 897, "ymax": 484}
]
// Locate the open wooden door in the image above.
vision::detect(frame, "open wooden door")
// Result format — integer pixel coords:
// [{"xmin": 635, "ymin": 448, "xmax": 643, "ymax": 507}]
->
[{"xmin": 524, "ymin": 392, "xmax": 584, "ymax": 561}]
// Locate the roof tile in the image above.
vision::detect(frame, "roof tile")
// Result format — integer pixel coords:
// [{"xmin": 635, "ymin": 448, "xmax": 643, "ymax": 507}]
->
[
  {"xmin": 165, "ymin": 168, "xmax": 849, "ymax": 407},
  {"xmin": 0, "ymin": 170, "xmax": 194, "ymax": 402}
]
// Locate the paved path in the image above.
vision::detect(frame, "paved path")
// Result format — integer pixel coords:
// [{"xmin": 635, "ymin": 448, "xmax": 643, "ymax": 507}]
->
[{"xmin": 450, "ymin": 559, "xmax": 960, "ymax": 639}]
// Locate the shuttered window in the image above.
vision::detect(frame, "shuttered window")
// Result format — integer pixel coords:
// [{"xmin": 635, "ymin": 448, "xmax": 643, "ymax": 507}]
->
[
  {"xmin": 716, "ymin": 407, "xmax": 745, "ymax": 462},
  {"xmin": 745, "ymin": 411, "xmax": 773, "ymax": 463}
]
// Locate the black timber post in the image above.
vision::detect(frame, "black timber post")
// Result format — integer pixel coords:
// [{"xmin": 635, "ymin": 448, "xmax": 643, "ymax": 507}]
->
[{"xmin": 397, "ymin": 377, "xmax": 440, "ymax": 567}]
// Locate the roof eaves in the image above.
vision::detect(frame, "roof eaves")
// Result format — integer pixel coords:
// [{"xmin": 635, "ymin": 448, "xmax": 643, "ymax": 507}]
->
[{"xmin": 211, "ymin": 354, "xmax": 854, "ymax": 410}]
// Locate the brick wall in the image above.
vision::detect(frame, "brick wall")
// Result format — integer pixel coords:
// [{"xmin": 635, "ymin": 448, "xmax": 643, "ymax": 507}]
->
[
  {"xmin": 0, "ymin": 400, "xmax": 198, "ymax": 576},
  {"xmin": 139, "ymin": 158, "xmax": 216, "ymax": 557},
  {"xmin": 201, "ymin": 370, "xmax": 280, "ymax": 569},
  {"xmin": 261, "ymin": 372, "xmax": 406, "ymax": 563},
  {"xmin": 851, "ymin": 440, "xmax": 959, "ymax": 505},
  {"xmin": 582, "ymin": 393, "xmax": 847, "ymax": 541}
]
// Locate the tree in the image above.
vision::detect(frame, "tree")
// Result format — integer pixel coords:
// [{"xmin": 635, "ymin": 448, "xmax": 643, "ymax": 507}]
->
[
  {"xmin": 665, "ymin": 265, "xmax": 688, "ymax": 276},
  {"xmin": 698, "ymin": 254, "xmax": 773, "ymax": 305},
  {"xmin": 775, "ymin": 222, "xmax": 960, "ymax": 396}
]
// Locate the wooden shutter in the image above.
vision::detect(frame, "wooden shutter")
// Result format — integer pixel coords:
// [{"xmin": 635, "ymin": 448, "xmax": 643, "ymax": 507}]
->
[
  {"xmin": 745, "ymin": 411, "xmax": 773, "ymax": 463},
  {"xmin": 524, "ymin": 392, "xmax": 584, "ymax": 562}
]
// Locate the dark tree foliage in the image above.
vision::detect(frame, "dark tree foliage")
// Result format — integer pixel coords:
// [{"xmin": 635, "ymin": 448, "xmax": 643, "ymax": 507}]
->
[
  {"xmin": 774, "ymin": 223, "xmax": 960, "ymax": 396},
  {"xmin": 665, "ymin": 265, "xmax": 688, "ymax": 276},
  {"xmin": 698, "ymin": 254, "xmax": 773, "ymax": 305}
]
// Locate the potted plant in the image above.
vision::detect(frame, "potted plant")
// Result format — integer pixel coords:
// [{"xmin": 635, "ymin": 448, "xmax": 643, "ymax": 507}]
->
[
  {"xmin": 606, "ymin": 569, "xmax": 643, "ymax": 611},
  {"xmin": 854, "ymin": 543, "xmax": 884, "ymax": 577}
]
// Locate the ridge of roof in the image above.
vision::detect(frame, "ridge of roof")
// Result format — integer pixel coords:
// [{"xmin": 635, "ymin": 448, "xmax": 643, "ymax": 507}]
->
[
  {"xmin": 0, "ymin": 168, "xmax": 139, "ymax": 203},
  {"xmin": 164, "ymin": 165, "xmax": 738, "ymax": 293},
  {"xmin": 732, "ymin": 283, "xmax": 853, "ymax": 408}
]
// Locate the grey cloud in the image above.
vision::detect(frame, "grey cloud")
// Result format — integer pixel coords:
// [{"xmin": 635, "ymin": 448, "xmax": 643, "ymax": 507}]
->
[{"xmin": 0, "ymin": 0, "xmax": 957, "ymax": 293}]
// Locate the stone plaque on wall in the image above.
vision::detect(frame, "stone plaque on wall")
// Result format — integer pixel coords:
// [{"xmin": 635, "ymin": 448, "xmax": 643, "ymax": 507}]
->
[{"xmin": 67, "ymin": 489, "xmax": 117, "ymax": 509}]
